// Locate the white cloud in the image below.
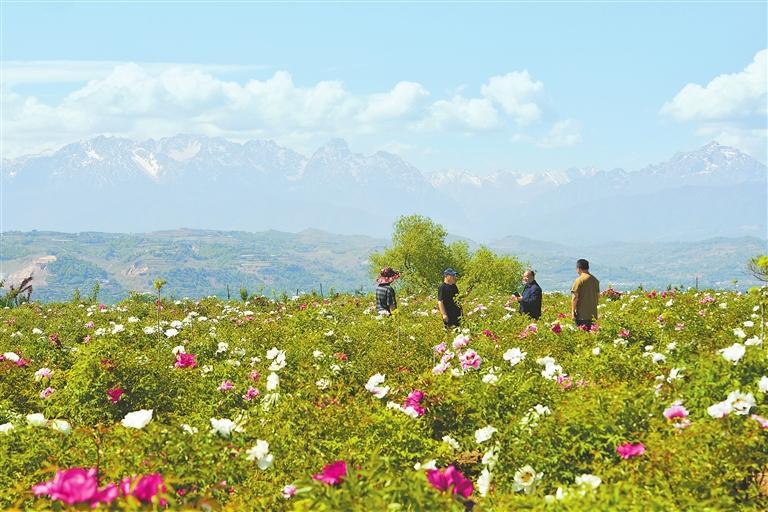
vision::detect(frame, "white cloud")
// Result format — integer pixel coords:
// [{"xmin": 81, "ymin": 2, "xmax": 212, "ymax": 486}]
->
[
  {"xmin": 660, "ymin": 49, "xmax": 767, "ymax": 121},
  {"xmin": 1, "ymin": 62, "xmax": 557, "ymax": 158},
  {"xmin": 659, "ymin": 49, "xmax": 767, "ymax": 161},
  {"xmin": 481, "ymin": 71, "xmax": 544, "ymax": 125},
  {"xmin": 358, "ymin": 82, "xmax": 430, "ymax": 122},
  {"xmin": 420, "ymin": 95, "xmax": 502, "ymax": 131},
  {"xmin": 537, "ymin": 119, "xmax": 582, "ymax": 148}
]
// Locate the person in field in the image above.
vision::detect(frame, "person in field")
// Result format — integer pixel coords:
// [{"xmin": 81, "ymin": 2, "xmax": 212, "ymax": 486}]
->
[
  {"xmin": 375, "ymin": 267, "xmax": 400, "ymax": 315},
  {"xmin": 510, "ymin": 269, "xmax": 542, "ymax": 320},
  {"xmin": 438, "ymin": 268, "xmax": 462, "ymax": 329},
  {"xmin": 571, "ymin": 259, "xmax": 600, "ymax": 329}
]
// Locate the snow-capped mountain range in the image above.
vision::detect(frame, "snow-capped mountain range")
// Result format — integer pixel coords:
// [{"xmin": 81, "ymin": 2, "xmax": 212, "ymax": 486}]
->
[{"xmin": 3, "ymin": 135, "xmax": 766, "ymax": 243}]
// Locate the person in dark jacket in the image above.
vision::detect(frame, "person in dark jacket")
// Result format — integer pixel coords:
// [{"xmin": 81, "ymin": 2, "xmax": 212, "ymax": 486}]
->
[
  {"xmin": 375, "ymin": 267, "xmax": 400, "ymax": 315},
  {"xmin": 510, "ymin": 269, "xmax": 542, "ymax": 320}
]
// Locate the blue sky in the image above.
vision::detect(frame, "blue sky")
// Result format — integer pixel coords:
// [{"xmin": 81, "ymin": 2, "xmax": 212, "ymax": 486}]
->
[{"xmin": 2, "ymin": 1, "xmax": 766, "ymax": 173}]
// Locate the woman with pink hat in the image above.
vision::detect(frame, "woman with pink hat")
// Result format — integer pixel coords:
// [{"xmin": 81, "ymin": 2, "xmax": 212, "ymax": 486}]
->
[{"xmin": 375, "ymin": 267, "xmax": 400, "ymax": 315}]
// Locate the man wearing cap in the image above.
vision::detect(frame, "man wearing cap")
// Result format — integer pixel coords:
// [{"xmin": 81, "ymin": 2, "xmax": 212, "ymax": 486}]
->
[
  {"xmin": 375, "ymin": 267, "xmax": 400, "ymax": 315},
  {"xmin": 438, "ymin": 268, "xmax": 462, "ymax": 328},
  {"xmin": 571, "ymin": 259, "xmax": 600, "ymax": 329}
]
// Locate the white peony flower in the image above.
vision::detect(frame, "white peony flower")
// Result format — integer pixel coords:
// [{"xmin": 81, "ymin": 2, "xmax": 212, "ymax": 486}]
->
[
  {"xmin": 266, "ymin": 372, "xmax": 280, "ymax": 391},
  {"xmin": 121, "ymin": 409, "xmax": 153, "ymax": 429},
  {"xmin": 315, "ymin": 378, "xmax": 330, "ymax": 390},
  {"xmin": 0, "ymin": 422, "xmax": 14, "ymax": 434},
  {"xmin": 718, "ymin": 343, "xmax": 746, "ymax": 364},
  {"xmin": 503, "ymin": 348, "xmax": 526, "ymax": 366},
  {"xmin": 164, "ymin": 328, "xmax": 179, "ymax": 338},
  {"xmin": 707, "ymin": 400, "xmax": 733, "ymax": 419},
  {"xmin": 475, "ymin": 425, "xmax": 498, "ymax": 444},
  {"xmin": 216, "ymin": 342, "xmax": 229, "ymax": 354},
  {"xmin": 413, "ymin": 459, "xmax": 437, "ymax": 471},
  {"xmin": 210, "ymin": 417, "xmax": 244, "ymax": 437},
  {"xmin": 181, "ymin": 424, "xmax": 199, "ymax": 434},
  {"xmin": 26, "ymin": 413, "xmax": 47, "ymax": 427},
  {"xmin": 245, "ymin": 440, "xmax": 274, "ymax": 470},
  {"xmin": 733, "ymin": 328, "xmax": 747, "ymax": 339},
  {"xmin": 478, "ymin": 468, "xmax": 492, "ymax": 497},
  {"xmin": 512, "ymin": 465, "xmax": 542, "ymax": 494},
  {"xmin": 365, "ymin": 374, "xmax": 390, "ymax": 398},
  {"xmin": 50, "ymin": 419, "xmax": 71, "ymax": 435},
  {"xmin": 575, "ymin": 474, "xmax": 602, "ymax": 490},
  {"xmin": 442, "ymin": 435, "xmax": 461, "ymax": 451},
  {"xmin": 3, "ymin": 352, "xmax": 20, "ymax": 362},
  {"xmin": 727, "ymin": 391, "xmax": 755, "ymax": 415},
  {"xmin": 759, "ymin": 376, "xmax": 768, "ymax": 393}
]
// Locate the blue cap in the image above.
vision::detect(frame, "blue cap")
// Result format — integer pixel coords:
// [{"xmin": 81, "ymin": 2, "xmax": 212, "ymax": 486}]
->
[{"xmin": 443, "ymin": 268, "xmax": 458, "ymax": 276}]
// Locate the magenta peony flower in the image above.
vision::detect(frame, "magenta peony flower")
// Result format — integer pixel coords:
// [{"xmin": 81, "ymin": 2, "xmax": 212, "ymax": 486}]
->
[
  {"xmin": 551, "ymin": 323, "xmax": 562, "ymax": 334},
  {"xmin": 403, "ymin": 390, "xmax": 426, "ymax": 417},
  {"xmin": 426, "ymin": 465, "xmax": 474, "ymax": 498},
  {"xmin": 312, "ymin": 460, "xmax": 347, "ymax": 485},
  {"xmin": 616, "ymin": 442, "xmax": 646, "ymax": 459},
  {"xmin": 131, "ymin": 473, "xmax": 168, "ymax": 505},
  {"xmin": 107, "ymin": 387, "xmax": 125, "ymax": 404},
  {"xmin": 175, "ymin": 352, "xmax": 197, "ymax": 368},
  {"xmin": 32, "ymin": 467, "xmax": 104, "ymax": 506}
]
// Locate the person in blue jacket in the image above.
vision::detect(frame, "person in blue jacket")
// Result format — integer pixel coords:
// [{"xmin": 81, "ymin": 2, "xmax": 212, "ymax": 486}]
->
[{"xmin": 510, "ymin": 269, "xmax": 542, "ymax": 320}]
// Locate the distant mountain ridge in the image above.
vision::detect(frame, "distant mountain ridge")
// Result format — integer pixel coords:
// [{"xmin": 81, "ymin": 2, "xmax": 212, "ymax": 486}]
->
[
  {"xmin": 0, "ymin": 229, "xmax": 764, "ymax": 303},
  {"xmin": 3, "ymin": 136, "xmax": 766, "ymax": 243}
]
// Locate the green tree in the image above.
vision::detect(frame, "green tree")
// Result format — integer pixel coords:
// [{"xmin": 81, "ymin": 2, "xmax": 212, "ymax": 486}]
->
[
  {"xmin": 462, "ymin": 245, "xmax": 525, "ymax": 295},
  {"xmin": 370, "ymin": 215, "xmax": 523, "ymax": 295},
  {"xmin": 370, "ymin": 215, "xmax": 468, "ymax": 292},
  {"xmin": 748, "ymin": 254, "xmax": 768, "ymax": 282}
]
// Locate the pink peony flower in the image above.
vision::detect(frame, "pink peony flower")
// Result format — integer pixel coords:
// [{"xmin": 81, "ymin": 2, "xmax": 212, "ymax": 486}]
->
[
  {"xmin": 85, "ymin": 321, "xmax": 95, "ymax": 329},
  {"xmin": 218, "ymin": 380, "xmax": 235, "ymax": 392},
  {"xmin": 174, "ymin": 352, "xmax": 197, "ymax": 369},
  {"xmin": 312, "ymin": 460, "xmax": 347, "ymax": 485},
  {"xmin": 107, "ymin": 388, "xmax": 124, "ymax": 404},
  {"xmin": 663, "ymin": 404, "xmax": 689, "ymax": 421},
  {"xmin": 556, "ymin": 374, "xmax": 573, "ymax": 390},
  {"xmin": 616, "ymin": 442, "xmax": 645, "ymax": 459},
  {"xmin": 426, "ymin": 465, "xmax": 474, "ymax": 498},
  {"xmin": 619, "ymin": 328, "xmax": 630, "ymax": 338},
  {"xmin": 249, "ymin": 370, "xmax": 261, "ymax": 381},
  {"xmin": 459, "ymin": 349, "xmax": 481, "ymax": 370},
  {"xmin": 433, "ymin": 342, "xmax": 447, "ymax": 354},
  {"xmin": 482, "ymin": 329, "xmax": 498, "ymax": 341},
  {"xmin": 40, "ymin": 387, "xmax": 55, "ymax": 399},
  {"xmin": 751, "ymin": 414, "xmax": 768, "ymax": 429},
  {"xmin": 242, "ymin": 387, "xmax": 260, "ymax": 401},
  {"xmin": 282, "ymin": 484, "xmax": 297, "ymax": 499},
  {"xmin": 432, "ymin": 362, "xmax": 450, "ymax": 375}
]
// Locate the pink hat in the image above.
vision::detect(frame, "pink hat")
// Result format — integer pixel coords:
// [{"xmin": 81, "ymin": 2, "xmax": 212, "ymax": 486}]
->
[{"xmin": 376, "ymin": 267, "xmax": 400, "ymax": 284}]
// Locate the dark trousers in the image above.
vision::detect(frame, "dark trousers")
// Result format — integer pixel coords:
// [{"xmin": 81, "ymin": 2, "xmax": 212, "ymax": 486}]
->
[{"xmin": 444, "ymin": 317, "xmax": 461, "ymax": 330}]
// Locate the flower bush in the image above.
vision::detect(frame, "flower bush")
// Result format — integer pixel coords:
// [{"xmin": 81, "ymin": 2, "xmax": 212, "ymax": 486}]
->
[{"xmin": 0, "ymin": 286, "xmax": 766, "ymax": 510}]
